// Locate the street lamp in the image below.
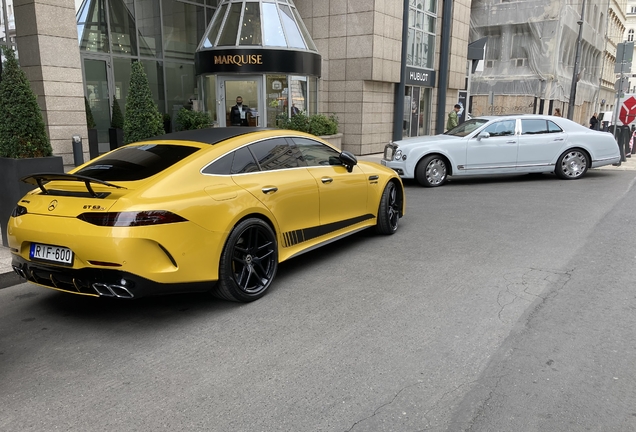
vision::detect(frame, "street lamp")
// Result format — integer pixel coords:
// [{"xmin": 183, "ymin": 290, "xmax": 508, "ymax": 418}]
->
[{"xmin": 568, "ymin": 0, "xmax": 586, "ymax": 120}]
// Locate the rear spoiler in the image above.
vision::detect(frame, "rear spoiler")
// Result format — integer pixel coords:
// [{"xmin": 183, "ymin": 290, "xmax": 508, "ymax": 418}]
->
[{"xmin": 21, "ymin": 173, "xmax": 127, "ymax": 198}]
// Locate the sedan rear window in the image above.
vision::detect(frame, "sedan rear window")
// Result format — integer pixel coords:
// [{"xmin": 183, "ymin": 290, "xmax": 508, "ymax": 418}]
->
[{"xmin": 75, "ymin": 144, "xmax": 199, "ymax": 181}]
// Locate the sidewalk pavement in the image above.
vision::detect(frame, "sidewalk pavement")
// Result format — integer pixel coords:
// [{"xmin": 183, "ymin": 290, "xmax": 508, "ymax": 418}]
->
[{"xmin": 1, "ymin": 153, "xmax": 635, "ymax": 287}]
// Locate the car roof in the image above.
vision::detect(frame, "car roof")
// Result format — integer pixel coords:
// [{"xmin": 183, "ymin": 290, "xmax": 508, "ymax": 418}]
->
[{"xmin": 142, "ymin": 127, "xmax": 276, "ymax": 145}]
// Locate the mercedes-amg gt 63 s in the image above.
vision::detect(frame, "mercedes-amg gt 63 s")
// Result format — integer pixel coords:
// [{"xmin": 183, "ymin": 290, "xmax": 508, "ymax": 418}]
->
[{"xmin": 8, "ymin": 128, "xmax": 405, "ymax": 302}]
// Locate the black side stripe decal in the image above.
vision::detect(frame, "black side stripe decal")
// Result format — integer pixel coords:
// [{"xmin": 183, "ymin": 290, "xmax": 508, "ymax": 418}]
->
[{"xmin": 282, "ymin": 214, "xmax": 375, "ymax": 247}]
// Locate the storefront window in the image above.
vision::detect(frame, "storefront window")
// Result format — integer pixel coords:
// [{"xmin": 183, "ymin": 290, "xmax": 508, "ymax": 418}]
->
[
  {"xmin": 162, "ymin": 0, "xmax": 205, "ymax": 60},
  {"xmin": 403, "ymin": 86, "xmax": 431, "ymax": 138},
  {"xmin": 137, "ymin": 0, "xmax": 162, "ymax": 58},
  {"xmin": 309, "ymin": 77, "xmax": 318, "ymax": 115},
  {"xmin": 109, "ymin": 0, "xmax": 137, "ymax": 55},
  {"xmin": 217, "ymin": 2, "xmax": 242, "ymax": 46},
  {"xmin": 112, "ymin": 57, "xmax": 134, "ymax": 117},
  {"xmin": 142, "ymin": 59, "xmax": 166, "ymax": 115},
  {"xmin": 407, "ymin": 0, "xmax": 436, "ymax": 69},
  {"xmin": 290, "ymin": 76, "xmax": 307, "ymax": 115},
  {"xmin": 239, "ymin": 2, "xmax": 262, "ymax": 46},
  {"xmin": 262, "ymin": 2, "xmax": 286, "ymax": 47},
  {"xmin": 201, "ymin": 75, "xmax": 217, "ymax": 124},
  {"xmin": 77, "ymin": 0, "xmax": 110, "ymax": 53},
  {"xmin": 266, "ymin": 75, "xmax": 287, "ymax": 127},
  {"xmin": 165, "ymin": 61, "xmax": 195, "ymax": 120}
]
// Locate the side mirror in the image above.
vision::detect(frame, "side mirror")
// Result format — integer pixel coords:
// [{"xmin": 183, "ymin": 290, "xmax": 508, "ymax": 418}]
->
[
  {"xmin": 339, "ymin": 151, "xmax": 358, "ymax": 173},
  {"xmin": 477, "ymin": 131, "xmax": 490, "ymax": 140}
]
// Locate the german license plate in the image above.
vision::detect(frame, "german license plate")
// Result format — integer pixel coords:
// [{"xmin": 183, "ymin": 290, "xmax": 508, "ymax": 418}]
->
[{"xmin": 30, "ymin": 243, "xmax": 74, "ymax": 265}]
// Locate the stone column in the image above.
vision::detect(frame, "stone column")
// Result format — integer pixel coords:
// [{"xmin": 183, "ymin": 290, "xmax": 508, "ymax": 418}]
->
[{"xmin": 14, "ymin": 0, "xmax": 88, "ymax": 167}]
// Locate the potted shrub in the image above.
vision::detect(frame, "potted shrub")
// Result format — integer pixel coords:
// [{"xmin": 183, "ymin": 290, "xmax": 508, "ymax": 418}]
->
[
  {"xmin": 0, "ymin": 47, "xmax": 63, "ymax": 246},
  {"xmin": 175, "ymin": 107, "xmax": 212, "ymax": 131},
  {"xmin": 108, "ymin": 96, "xmax": 124, "ymax": 151},
  {"xmin": 123, "ymin": 61, "xmax": 164, "ymax": 144},
  {"xmin": 85, "ymin": 96, "xmax": 99, "ymax": 159}
]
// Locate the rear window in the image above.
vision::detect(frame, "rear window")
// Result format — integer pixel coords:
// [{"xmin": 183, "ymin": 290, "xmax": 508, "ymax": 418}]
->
[{"xmin": 75, "ymin": 144, "xmax": 199, "ymax": 181}]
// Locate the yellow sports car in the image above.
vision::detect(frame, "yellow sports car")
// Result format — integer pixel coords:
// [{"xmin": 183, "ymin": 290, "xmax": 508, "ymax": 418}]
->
[{"xmin": 8, "ymin": 128, "xmax": 404, "ymax": 302}]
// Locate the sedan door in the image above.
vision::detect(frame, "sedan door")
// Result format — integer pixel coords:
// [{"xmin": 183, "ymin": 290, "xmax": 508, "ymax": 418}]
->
[
  {"xmin": 465, "ymin": 119, "xmax": 518, "ymax": 173},
  {"xmin": 228, "ymin": 138, "xmax": 321, "ymax": 239},
  {"xmin": 292, "ymin": 137, "xmax": 370, "ymax": 231},
  {"xmin": 516, "ymin": 119, "xmax": 565, "ymax": 171}
]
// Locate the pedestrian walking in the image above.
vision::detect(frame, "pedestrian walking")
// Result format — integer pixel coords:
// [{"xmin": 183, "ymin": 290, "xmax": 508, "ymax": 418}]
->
[{"xmin": 446, "ymin": 104, "xmax": 461, "ymax": 131}]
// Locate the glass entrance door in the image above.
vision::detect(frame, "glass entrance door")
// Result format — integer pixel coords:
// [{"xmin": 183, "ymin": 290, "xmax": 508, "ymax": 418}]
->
[
  {"xmin": 83, "ymin": 56, "xmax": 113, "ymax": 150},
  {"xmin": 218, "ymin": 77, "xmax": 263, "ymax": 127}
]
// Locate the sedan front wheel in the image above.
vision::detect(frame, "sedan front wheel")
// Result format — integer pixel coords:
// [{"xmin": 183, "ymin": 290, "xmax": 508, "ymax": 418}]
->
[{"xmin": 415, "ymin": 155, "xmax": 448, "ymax": 187}]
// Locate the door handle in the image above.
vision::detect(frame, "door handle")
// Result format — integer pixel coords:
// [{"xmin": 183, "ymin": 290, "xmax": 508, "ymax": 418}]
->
[
  {"xmin": 553, "ymin": 138, "xmax": 564, "ymax": 141},
  {"xmin": 261, "ymin": 187, "xmax": 278, "ymax": 194},
  {"xmin": 321, "ymin": 177, "xmax": 333, "ymax": 184},
  {"xmin": 506, "ymin": 140, "xmax": 517, "ymax": 144}
]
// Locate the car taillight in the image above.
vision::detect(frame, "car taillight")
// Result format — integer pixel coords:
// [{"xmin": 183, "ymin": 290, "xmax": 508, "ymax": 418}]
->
[
  {"xmin": 11, "ymin": 205, "xmax": 27, "ymax": 217},
  {"xmin": 77, "ymin": 211, "xmax": 187, "ymax": 227}
]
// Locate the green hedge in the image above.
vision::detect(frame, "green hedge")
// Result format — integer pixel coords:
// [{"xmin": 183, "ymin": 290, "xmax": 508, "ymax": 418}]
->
[
  {"xmin": 175, "ymin": 108, "xmax": 212, "ymax": 131},
  {"xmin": 277, "ymin": 113, "xmax": 339, "ymax": 136}
]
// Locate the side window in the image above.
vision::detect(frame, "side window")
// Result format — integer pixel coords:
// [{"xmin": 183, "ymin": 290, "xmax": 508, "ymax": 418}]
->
[
  {"xmin": 547, "ymin": 121, "xmax": 563, "ymax": 133},
  {"xmin": 202, "ymin": 152, "xmax": 233, "ymax": 175},
  {"xmin": 292, "ymin": 137, "xmax": 342, "ymax": 167},
  {"xmin": 232, "ymin": 146, "xmax": 260, "ymax": 174},
  {"xmin": 248, "ymin": 138, "xmax": 300, "ymax": 171},
  {"xmin": 521, "ymin": 119, "xmax": 549, "ymax": 135},
  {"xmin": 483, "ymin": 120, "xmax": 516, "ymax": 137}
]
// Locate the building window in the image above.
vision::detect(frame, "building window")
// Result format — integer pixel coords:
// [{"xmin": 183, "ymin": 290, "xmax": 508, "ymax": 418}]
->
[
  {"xmin": 406, "ymin": 0, "xmax": 437, "ymax": 69},
  {"xmin": 628, "ymin": 29, "xmax": 634, "ymax": 42},
  {"xmin": 511, "ymin": 32, "xmax": 527, "ymax": 67}
]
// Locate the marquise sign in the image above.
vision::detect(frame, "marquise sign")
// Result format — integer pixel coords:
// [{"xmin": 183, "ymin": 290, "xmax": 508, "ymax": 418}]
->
[{"xmin": 196, "ymin": 49, "xmax": 321, "ymax": 76}]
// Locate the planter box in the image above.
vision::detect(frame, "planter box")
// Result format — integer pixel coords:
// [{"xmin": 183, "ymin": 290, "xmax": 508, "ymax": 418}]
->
[
  {"xmin": 88, "ymin": 128, "xmax": 99, "ymax": 160},
  {"xmin": 109, "ymin": 127, "xmax": 124, "ymax": 151},
  {"xmin": 0, "ymin": 156, "xmax": 64, "ymax": 246},
  {"xmin": 319, "ymin": 133, "xmax": 342, "ymax": 149}
]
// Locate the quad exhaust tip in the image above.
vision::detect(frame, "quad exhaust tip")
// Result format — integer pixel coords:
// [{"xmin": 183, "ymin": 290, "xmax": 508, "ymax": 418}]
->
[
  {"xmin": 92, "ymin": 283, "xmax": 134, "ymax": 299},
  {"xmin": 12, "ymin": 266, "xmax": 26, "ymax": 279}
]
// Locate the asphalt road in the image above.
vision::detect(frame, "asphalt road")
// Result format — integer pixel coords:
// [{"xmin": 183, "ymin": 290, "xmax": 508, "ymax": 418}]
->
[{"xmin": 2, "ymin": 169, "xmax": 636, "ymax": 431}]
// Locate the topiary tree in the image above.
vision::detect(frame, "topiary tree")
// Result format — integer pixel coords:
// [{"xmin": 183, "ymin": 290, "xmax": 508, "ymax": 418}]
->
[
  {"xmin": 110, "ymin": 96, "xmax": 124, "ymax": 129},
  {"xmin": 123, "ymin": 61, "xmax": 164, "ymax": 144},
  {"xmin": 0, "ymin": 47, "xmax": 52, "ymax": 158},
  {"xmin": 85, "ymin": 96, "xmax": 96, "ymax": 129},
  {"xmin": 175, "ymin": 108, "xmax": 211, "ymax": 131}
]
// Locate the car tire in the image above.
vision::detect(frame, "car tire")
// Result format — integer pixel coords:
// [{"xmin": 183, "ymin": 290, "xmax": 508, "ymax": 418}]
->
[
  {"xmin": 555, "ymin": 148, "xmax": 588, "ymax": 180},
  {"xmin": 375, "ymin": 181, "xmax": 400, "ymax": 235},
  {"xmin": 415, "ymin": 155, "xmax": 448, "ymax": 187},
  {"xmin": 213, "ymin": 218, "xmax": 278, "ymax": 302}
]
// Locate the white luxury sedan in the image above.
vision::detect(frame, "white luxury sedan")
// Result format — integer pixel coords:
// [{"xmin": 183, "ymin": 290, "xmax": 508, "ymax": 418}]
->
[{"xmin": 382, "ymin": 115, "xmax": 621, "ymax": 187}]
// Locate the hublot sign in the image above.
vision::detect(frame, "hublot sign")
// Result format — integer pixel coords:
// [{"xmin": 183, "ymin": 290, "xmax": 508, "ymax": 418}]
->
[{"xmin": 405, "ymin": 66, "xmax": 436, "ymax": 87}]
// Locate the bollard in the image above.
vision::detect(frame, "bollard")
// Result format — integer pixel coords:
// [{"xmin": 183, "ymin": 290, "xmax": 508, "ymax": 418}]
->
[{"xmin": 72, "ymin": 135, "xmax": 84, "ymax": 167}]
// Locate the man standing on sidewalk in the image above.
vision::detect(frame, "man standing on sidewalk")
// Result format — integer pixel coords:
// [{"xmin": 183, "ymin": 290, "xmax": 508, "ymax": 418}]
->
[{"xmin": 446, "ymin": 104, "xmax": 461, "ymax": 131}]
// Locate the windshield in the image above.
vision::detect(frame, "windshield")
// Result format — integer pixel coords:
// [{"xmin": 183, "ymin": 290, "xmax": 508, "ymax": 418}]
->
[{"xmin": 445, "ymin": 119, "xmax": 489, "ymax": 137}]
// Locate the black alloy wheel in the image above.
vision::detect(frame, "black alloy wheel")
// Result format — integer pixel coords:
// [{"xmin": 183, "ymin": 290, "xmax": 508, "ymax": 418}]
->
[
  {"xmin": 214, "ymin": 218, "xmax": 278, "ymax": 302},
  {"xmin": 376, "ymin": 181, "xmax": 400, "ymax": 234}
]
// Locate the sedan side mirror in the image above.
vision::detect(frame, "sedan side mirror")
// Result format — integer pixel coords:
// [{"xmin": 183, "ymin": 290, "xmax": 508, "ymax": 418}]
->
[
  {"xmin": 477, "ymin": 131, "xmax": 490, "ymax": 140},
  {"xmin": 339, "ymin": 151, "xmax": 358, "ymax": 172}
]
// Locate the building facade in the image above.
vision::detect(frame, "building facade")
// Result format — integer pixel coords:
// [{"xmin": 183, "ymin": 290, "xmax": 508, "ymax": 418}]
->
[
  {"xmin": 12, "ymin": 0, "xmax": 471, "ymax": 164},
  {"xmin": 469, "ymin": 0, "xmax": 612, "ymax": 124}
]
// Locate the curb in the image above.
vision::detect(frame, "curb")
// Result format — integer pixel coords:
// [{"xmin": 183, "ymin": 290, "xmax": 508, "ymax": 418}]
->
[{"xmin": 0, "ymin": 271, "xmax": 21, "ymax": 290}]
